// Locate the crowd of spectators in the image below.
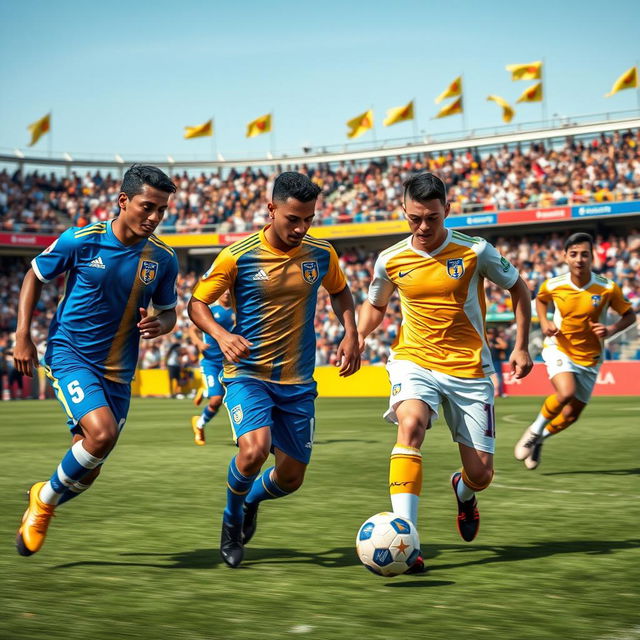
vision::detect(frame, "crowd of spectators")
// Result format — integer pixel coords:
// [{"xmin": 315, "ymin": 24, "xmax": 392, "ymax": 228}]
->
[{"xmin": 1, "ymin": 129, "xmax": 640, "ymax": 235}]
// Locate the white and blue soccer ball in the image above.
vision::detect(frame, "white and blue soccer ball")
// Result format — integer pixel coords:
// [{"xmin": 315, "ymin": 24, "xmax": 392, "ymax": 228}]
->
[{"xmin": 356, "ymin": 512, "xmax": 420, "ymax": 577}]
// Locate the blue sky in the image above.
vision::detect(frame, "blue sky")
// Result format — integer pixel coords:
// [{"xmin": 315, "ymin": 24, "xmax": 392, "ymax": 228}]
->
[{"xmin": 1, "ymin": 0, "xmax": 638, "ymax": 162}]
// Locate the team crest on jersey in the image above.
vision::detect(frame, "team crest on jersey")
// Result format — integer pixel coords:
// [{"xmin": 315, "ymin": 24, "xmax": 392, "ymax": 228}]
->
[
  {"xmin": 139, "ymin": 260, "xmax": 158, "ymax": 285},
  {"xmin": 302, "ymin": 261, "xmax": 319, "ymax": 284},
  {"xmin": 591, "ymin": 294, "xmax": 601, "ymax": 307},
  {"xmin": 231, "ymin": 404, "xmax": 243, "ymax": 425},
  {"xmin": 446, "ymin": 258, "xmax": 465, "ymax": 279},
  {"xmin": 392, "ymin": 383, "xmax": 402, "ymax": 396}
]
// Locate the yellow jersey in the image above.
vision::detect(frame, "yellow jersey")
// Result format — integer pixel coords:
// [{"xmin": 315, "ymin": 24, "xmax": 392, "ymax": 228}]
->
[
  {"xmin": 192, "ymin": 227, "xmax": 346, "ymax": 384},
  {"xmin": 537, "ymin": 272, "xmax": 631, "ymax": 367},
  {"xmin": 369, "ymin": 229, "xmax": 519, "ymax": 378}
]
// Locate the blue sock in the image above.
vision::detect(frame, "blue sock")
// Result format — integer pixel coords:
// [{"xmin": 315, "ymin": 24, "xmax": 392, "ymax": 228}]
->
[
  {"xmin": 245, "ymin": 466, "xmax": 291, "ymax": 507},
  {"xmin": 56, "ymin": 479, "xmax": 93, "ymax": 506},
  {"xmin": 200, "ymin": 406, "xmax": 216, "ymax": 425},
  {"xmin": 223, "ymin": 456, "xmax": 258, "ymax": 526}
]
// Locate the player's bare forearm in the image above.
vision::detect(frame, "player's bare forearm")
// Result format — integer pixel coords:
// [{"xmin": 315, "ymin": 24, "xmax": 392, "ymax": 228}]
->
[
  {"xmin": 138, "ymin": 307, "xmax": 176, "ymax": 339},
  {"xmin": 330, "ymin": 286, "xmax": 357, "ymax": 337},
  {"xmin": 593, "ymin": 308, "xmax": 637, "ymax": 338},
  {"xmin": 357, "ymin": 300, "xmax": 387, "ymax": 352},
  {"xmin": 508, "ymin": 277, "xmax": 533, "ymax": 378},
  {"xmin": 330, "ymin": 286, "xmax": 361, "ymax": 376},
  {"xmin": 536, "ymin": 298, "xmax": 557, "ymax": 336},
  {"xmin": 14, "ymin": 269, "xmax": 43, "ymax": 377}
]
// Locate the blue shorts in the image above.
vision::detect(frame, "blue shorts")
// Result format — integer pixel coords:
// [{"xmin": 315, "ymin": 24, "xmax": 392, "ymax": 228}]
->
[
  {"xmin": 43, "ymin": 357, "xmax": 131, "ymax": 436},
  {"xmin": 200, "ymin": 360, "xmax": 224, "ymax": 398},
  {"xmin": 223, "ymin": 377, "xmax": 317, "ymax": 464}
]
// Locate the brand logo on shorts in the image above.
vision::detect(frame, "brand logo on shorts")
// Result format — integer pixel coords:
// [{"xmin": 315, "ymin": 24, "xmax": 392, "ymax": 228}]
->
[
  {"xmin": 500, "ymin": 256, "xmax": 511, "ymax": 272},
  {"xmin": 231, "ymin": 404, "xmax": 243, "ymax": 425},
  {"xmin": 591, "ymin": 294, "xmax": 601, "ymax": 307},
  {"xmin": 446, "ymin": 258, "xmax": 465, "ymax": 279},
  {"xmin": 139, "ymin": 260, "xmax": 158, "ymax": 285},
  {"xmin": 392, "ymin": 383, "xmax": 402, "ymax": 396},
  {"xmin": 301, "ymin": 261, "xmax": 319, "ymax": 284}
]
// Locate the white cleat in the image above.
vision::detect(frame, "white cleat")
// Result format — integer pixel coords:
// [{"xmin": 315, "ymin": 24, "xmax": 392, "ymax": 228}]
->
[
  {"xmin": 524, "ymin": 442, "xmax": 543, "ymax": 470},
  {"xmin": 514, "ymin": 428, "xmax": 541, "ymax": 461}
]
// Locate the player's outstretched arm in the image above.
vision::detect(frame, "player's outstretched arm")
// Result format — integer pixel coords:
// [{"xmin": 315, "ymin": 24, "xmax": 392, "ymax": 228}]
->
[
  {"xmin": 330, "ymin": 285, "xmax": 361, "ymax": 377},
  {"xmin": 590, "ymin": 308, "xmax": 636, "ymax": 339},
  {"xmin": 138, "ymin": 307, "xmax": 177, "ymax": 340},
  {"xmin": 14, "ymin": 269, "xmax": 43, "ymax": 378},
  {"xmin": 507, "ymin": 277, "xmax": 533, "ymax": 379},
  {"xmin": 357, "ymin": 300, "xmax": 387, "ymax": 353},
  {"xmin": 188, "ymin": 297, "xmax": 251, "ymax": 363},
  {"xmin": 536, "ymin": 298, "xmax": 558, "ymax": 336}
]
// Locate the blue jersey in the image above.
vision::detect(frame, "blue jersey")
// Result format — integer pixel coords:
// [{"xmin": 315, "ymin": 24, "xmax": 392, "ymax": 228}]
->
[
  {"xmin": 32, "ymin": 220, "xmax": 179, "ymax": 384},
  {"xmin": 202, "ymin": 304, "xmax": 235, "ymax": 364}
]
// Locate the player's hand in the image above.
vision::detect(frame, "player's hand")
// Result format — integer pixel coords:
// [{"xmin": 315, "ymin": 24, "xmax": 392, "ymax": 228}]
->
[
  {"xmin": 541, "ymin": 321, "xmax": 559, "ymax": 337},
  {"xmin": 357, "ymin": 332, "xmax": 367, "ymax": 354},
  {"xmin": 218, "ymin": 331, "xmax": 252, "ymax": 363},
  {"xmin": 335, "ymin": 332, "xmax": 361, "ymax": 377},
  {"xmin": 589, "ymin": 320, "xmax": 609, "ymax": 338},
  {"xmin": 13, "ymin": 335, "xmax": 39, "ymax": 377},
  {"xmin": 138, "ymin": 307, "xmax": 163, "ymax": 339},
  {"xmin": 509, "ymin": 348, "xmax": 533, "ymax": 379}
]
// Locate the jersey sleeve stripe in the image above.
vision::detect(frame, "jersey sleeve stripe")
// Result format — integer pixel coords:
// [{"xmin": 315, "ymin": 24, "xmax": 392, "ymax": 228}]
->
[
  {"xmin": 147, "ymin": 236, "xmax": 175, "ymax": 256},
  {"xmin": 303, "ymin": 235, "xmax": 331, "ymax": 248},
  {"xmin": 31, "ymin": 258, "xmax": 51, "ymax": 283},
  {"xmin": 229, "ymin": 236, "xmax": 261, "ymax": 256},
  {"xmin": 229, "ymin": 233, "xmax": 261, "ymax": 254}
]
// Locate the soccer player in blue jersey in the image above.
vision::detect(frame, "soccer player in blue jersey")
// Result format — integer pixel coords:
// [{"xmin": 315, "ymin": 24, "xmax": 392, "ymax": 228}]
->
[
  {"xmin": 189, "ymin": 290, "xmax": 234, "ymax": 445},
  {"xmin": 13, "ymin": 164, "xmax": 179, "ymax": 556},
  {"xmin": 188, "ymin": 171, "xmax": 361, "ymax": 567}
]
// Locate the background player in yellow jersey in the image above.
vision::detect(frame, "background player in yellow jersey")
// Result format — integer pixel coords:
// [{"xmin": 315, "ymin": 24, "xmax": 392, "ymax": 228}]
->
[
  {"xmin": 188, "ymin": 171, "xmax": 360, "ymax": 567},
  {"xmin": 515, "ymin": 232, "xmax": 635, "ymax": 469},
  {"xmin": 358, "ymin": 172, "xmax": 532, "ymax": 571}
]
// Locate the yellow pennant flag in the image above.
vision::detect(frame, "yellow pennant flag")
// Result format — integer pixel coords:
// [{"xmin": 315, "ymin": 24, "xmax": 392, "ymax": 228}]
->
[
  {"xmin": 434, "ymin": 96, "xmax": 463, "ymax": 119},
  {"xmin": 506, "ymin": 61, "xmax": 542, "ymax": 81},
  {"xmin": 435, "ymin": 76, "xmax": 462, "ymax": 104},
  {"xmin": 246, "ymin": 113, "xmax": 272, "ymax": 138},
  {"xmin": 516, "ymin": 82, "xmax": 543, "ymax": 103},
  {"xmin": 487, "ymin": 95, "xmax": 514, "ymax": 123},
  {"xmin": 27, "ymin": 113, "xmax": 51, "ymax": 147},
  {"xmin": 346, "ymin": 109, "xmax": 374, "ymax": 138},
  {"xmin": 383, "ymin": 100, "xmax": 414, "ymax": 127},
  {"xmin": 605, "ymin": 66, "xmax": 638, "ymax": 97},
  {"xmin": 184, "ymin": 119, "xmax": 213, "ymax": 139}
]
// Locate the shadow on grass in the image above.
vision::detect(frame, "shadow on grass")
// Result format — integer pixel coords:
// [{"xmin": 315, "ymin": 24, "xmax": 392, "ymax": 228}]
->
[{"xmin": 542, "ymin": 468, "xmax": 640, "ymax": 476}]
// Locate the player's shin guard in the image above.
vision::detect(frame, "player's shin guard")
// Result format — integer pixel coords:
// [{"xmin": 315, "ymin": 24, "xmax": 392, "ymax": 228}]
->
[
  {"xmin": 245, "ymin": 466, "xmax": 291, "ymax": 507},
  {"xmin": 389, "ymin": 444, "xmax": 422, "ymax": 527},
  {"xmin": 39, "ymin": 441, "xmax": 103, "ymax": 506},
  {"xmin": 223, "ymin": 456, "xmax": 258, "ymax": 526}
]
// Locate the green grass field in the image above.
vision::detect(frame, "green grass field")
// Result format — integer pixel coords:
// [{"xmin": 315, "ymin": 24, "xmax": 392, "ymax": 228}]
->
[{"xmin": 1, "ymin": 396, "xmax": 639, "ymax": 640}]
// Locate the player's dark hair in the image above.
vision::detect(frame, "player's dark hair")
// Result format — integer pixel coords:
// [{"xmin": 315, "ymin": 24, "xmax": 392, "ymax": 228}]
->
[
  {"xmin": 403, "ymin": 172, "xmax": 447, "ymax": 207},
  {"xmin": 120, "ymin": 164, "xmax": 176, "ymax": 199},
  {"xmin": 272, "ymin": 171, "xmax": 321, "ymax": 203},
  {"xmin": 564, "ymin": 232, "xmax": 594, "ymax": 251}
]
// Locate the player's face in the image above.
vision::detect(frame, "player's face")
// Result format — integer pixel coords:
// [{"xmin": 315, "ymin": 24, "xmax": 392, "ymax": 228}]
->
[
  {"xmin": 117, "ymin": 184, "xmax": 171, "ymax": 239},
  {"xmin": 218, "ymin": 290, "xmax": 231, "ymax": 306},
  {"xmin": 564, "ymin": 242, "xmax": 593, "ymax": 278},
  {"xmin": 404, "ymin": 197, "xmax": 450, "ymax": 252},
  {"xmin": 267, "ymin": 198, "xmax": 316, "ymax": 249}
]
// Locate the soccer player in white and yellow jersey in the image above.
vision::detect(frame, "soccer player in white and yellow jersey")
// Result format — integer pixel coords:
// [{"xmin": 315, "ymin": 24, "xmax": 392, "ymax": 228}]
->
[
  {"xmin": 358, "ymin": 172, "xmax": 532, "ymax": 571},
  {"xmin": 188, "ymin": 172, "xmax": 360, "ymax": 568},
  {"xmin": 515, "ymin": 232, "xmax": 635, "ymax": 469}
]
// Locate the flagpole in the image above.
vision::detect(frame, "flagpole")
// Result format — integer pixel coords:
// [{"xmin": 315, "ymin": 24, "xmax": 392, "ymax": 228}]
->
[
  {"xmin": 412, "ymin": 97, "xmax": 419, "ymax": 141},
  {"xmin": 270, "ymin": 111, "xmax": 275, "ymax": 155},
  {"xmin": 370, "ymin": 105, "xmax": 377, "ymax": 143},
  {"xmin": 211, "ymin": 117, "xmax": 217, "ymax": 161},
  {"xmin": 48, "ymin": 110, "xmax": 53, "ymax": 159},
  {"xmin": 461, "ymin": 73, "xmax": 468, "ymax": 133}
]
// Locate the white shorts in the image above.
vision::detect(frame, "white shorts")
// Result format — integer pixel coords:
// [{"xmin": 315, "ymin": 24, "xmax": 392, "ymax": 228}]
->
[
  {"xmin": 384, "ymin": 358, "xmax": 496, "ymax": 454},
  {"xmin": 541, "ymin": 345, "xmax": 598, "ymax": 404}
]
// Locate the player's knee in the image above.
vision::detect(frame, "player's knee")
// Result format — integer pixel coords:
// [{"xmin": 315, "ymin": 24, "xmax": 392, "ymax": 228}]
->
[
  {"xmin": 398, "ymin": 414, "xmax": 429, "ymax": 444},
  {"xmin": 240, "ymin": 443, "xmax": 270, "ymax": 469},
  {"xmin": 209, "ymin": 396, "xmax": 223, "ymax": 411},
  {"xmin": 276, "ymin": 471, "xmax": 305, "ymax": 493},
  {"xmin": 555, "ymin": 390, "xmax": 576, "ymax": 404},
  {"xmin": 85, "ymin": 427, "xmax": 118, "ymax": 456},
  {"xmin": 462, "ymin": 467, "xmax": 494, "ymax": 492}
]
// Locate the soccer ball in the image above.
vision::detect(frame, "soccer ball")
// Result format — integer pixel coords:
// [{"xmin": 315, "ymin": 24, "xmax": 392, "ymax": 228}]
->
[{"xmin": 355, "ymin": 512, "xmax": 420, "ymax": 577}]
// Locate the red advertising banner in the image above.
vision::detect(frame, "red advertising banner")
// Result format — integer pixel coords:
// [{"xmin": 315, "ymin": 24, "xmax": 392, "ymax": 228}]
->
[
  {"xmin": 502, "ymin": 361, "xmax": 640, "ymax": 396},
  {"xmin": 217, "ymin": 232, "xmax": 251, "ymax": 246},
  {"xmin": 497, "ymin": 207, "xmax": 570, "ymax": 225},
  {"xmin": 0, "ymin": 233, "xmax": 57, "ymax": 248}
]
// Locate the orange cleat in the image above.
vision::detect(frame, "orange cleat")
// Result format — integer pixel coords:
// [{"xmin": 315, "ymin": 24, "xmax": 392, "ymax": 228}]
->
[
  {"xmin": 16, "ymin": 481, "xmax": 56, "ymax": 556},
  {"xmin": 191, "ymin": 416, "xmax": 206, "ymax": 446}
]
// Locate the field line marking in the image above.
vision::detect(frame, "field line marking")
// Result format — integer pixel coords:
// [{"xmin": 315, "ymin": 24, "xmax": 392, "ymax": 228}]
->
[
  {"xmin": 492, "ymin": 482, "xmax": 635, "ymax": 499},
  {"xmin": 501, "ymin": 414, "xmax": 526, "ymax": 424}
]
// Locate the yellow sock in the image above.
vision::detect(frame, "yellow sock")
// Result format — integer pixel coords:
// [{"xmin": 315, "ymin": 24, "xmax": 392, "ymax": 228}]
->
[
  {"xmin": 389, "ymin": 444, "xmax": 422, "ymax": 525},
  {"xmin": 546, "ymin": 415, "xmax": 572, "ymax": 435},
  {"xmin": 541, "ymin": 394, "xmax": 564, "ymax": 420}
]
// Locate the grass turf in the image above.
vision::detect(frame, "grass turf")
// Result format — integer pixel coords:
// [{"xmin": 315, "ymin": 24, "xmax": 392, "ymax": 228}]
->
[{"xmin": 1, "ymin": 396, "xmax": 639, "ymax": 640}]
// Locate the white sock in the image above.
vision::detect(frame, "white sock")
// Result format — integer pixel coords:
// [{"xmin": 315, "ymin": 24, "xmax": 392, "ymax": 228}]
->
[
  {"xmin": 542, "ymin": 428, "xmax": 554, "ymax": 439},
  {"xmin": 456, "ymin": 477, "xmax": 475, "ymax": 502},
  {"xmin": 197, "ymin": 417, "xmax": 205, "ymax": 428},
  {"xmin": 529, "ymin": 412, "xmax": 550, "ymax": 436},
  {"xmin": 39, "ymin": 482, "xmax": 61, "ymax": 505},
  {"xmin": 390, "ymin": 492, "xmax": 419, "ymax": 528}
]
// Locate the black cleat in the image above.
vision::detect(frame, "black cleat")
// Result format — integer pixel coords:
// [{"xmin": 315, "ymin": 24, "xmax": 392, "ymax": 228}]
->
[
  {"xmin": 451, "ymin": 472, "xmax": 480, "ymax": 542},
  {"xmin": 220, "ymin": 520, "xmax": 244, "ymax": 567},
  {"xmin": 405, "ymin": 553, "xmax": 427, "ymax": 574},
  {"xmin": 242, "ymin": 502, "xmax": 259, "ymax": 545},
  {"xmin": 524, "ymin": 441, "xmax": 543, "ymax": 470}
]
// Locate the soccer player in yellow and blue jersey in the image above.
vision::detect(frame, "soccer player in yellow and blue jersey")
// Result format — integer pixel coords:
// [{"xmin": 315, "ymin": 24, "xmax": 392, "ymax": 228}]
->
[
  {"xmin": 514, "ymin": 232, "xmax": 635, "ymax": 469},
  {"xmin": 13, "ymin": 165, "xmax": 179, "ymax": 556},
  {"xmin": 188, "ymin": 171, "xmax": 360, "ymax": 567},
  {"xmin": 358, "ymin": 172, "xmax": 532, "ymax": 572}
]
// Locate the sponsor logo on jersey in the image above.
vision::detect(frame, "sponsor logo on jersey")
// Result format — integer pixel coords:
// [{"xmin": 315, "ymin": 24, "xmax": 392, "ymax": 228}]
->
[
  {"xmin": 591, "ymin": 294, "xmax": 601, "ymax": 307},
  {"xmin": 500, "ymin": 256, "xmax": 511, "ymax": 272},
  {"xmin": 89, "ymin": 256, "xmax": 106, "ymax": 269},
  {"xmin": 392, "ymin": 383, "xmax": 402, "ymax": 396},
  {"xmin": 302, "ymin": 261, "xmax": 319, "ymax": 284},
  {"xmin": 398, "ymin": 267, "xmax": 418, "ymax": 278},
  {"xmin": 446, "ymin": 258, "xmax": 465, "ymax": 279},
  {"xmin": 252, "ymin": 269, "xmax": 269, "ymax": 281},
  {"xmin": 139, "ymin": 260, "xmax": 158, "ymax": 284},
  {"xmin": 231, "ymin": 404, "xmax": 243, "ymax": 425}
]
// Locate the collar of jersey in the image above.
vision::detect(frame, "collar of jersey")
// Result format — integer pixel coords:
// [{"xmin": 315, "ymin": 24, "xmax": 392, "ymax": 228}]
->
[
  {"xmin": 567, "ymin": 271, "xmax": 596, "ymax": 291},
  {"xmin": 108, "ymin": 219, "xmax": 148, "ymax": 252},
  {"xmin": 408, "ymin": 228, "xmax": 451, "ymax": 259},
  {"xmin": 259, "ymin": 225, "xmax": 301, "ymax": 257}
]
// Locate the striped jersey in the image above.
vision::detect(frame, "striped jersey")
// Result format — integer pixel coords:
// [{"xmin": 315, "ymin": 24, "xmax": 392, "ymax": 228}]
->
[
  {"xmin": 368, "ymin": 229, "xmax": 519, "ymax": 378},
  {"xmin": 32, "ymin": 220, "xmax": 178, "ymax": 384},
  {"xmin": 537, "ymin": 272, "xmax": 631, "ymax": 367},
  {"xmin": 192, "ymin": 227, "xmax": 346, "ymax": 384}
]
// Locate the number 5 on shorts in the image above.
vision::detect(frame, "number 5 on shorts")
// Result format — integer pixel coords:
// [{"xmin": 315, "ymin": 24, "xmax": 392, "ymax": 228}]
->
[{"xmin": 67, "ymin": 380, "xmax": 85, "ymax": 404}]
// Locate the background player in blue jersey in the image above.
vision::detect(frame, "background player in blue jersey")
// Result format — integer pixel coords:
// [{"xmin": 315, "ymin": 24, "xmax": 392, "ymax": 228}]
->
[
  {"xmin": 188, "ymin": 289, "xmax": 234, "ymax": 445},
  {"xmin": 13, "ymin": 164, "xmax": 179, "ymax": 556},
  {"xmin": 188, "ymin": 171, "xmax": 361, "ymax": 567}
]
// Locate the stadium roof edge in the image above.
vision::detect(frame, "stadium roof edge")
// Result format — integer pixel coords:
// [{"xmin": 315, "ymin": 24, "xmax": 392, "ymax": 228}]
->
[{"xmin": 2, "ymin": 117, "xmax": 639, "ymax": 170}]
